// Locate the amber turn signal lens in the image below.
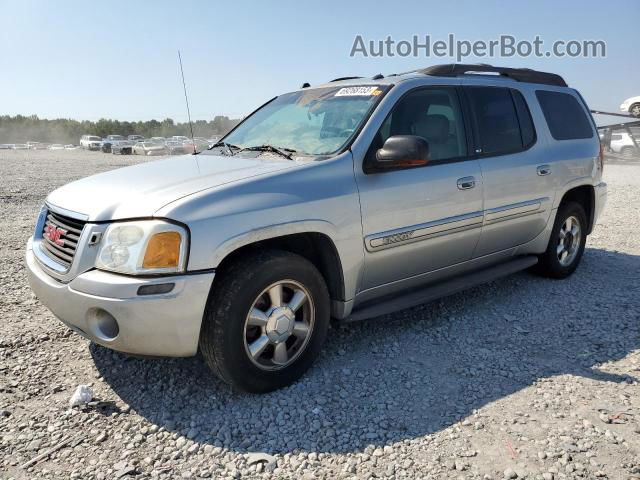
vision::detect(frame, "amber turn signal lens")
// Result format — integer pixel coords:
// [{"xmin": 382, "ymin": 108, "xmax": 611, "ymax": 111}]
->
[{"xmin": 142, "ymin": 232, "xmax": 181, "ymax": 269}]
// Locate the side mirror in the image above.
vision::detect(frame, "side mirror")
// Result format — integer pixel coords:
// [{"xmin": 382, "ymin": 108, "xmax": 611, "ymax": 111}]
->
[{"xmin": 375, "ymin": 135, "xmax": 429, "ymax": 170}]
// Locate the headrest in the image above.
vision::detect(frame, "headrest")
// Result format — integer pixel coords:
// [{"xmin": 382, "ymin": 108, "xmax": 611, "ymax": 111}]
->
[{"xmin": 412, "ymin": 114, "xmax": 450, "ymax": 143}]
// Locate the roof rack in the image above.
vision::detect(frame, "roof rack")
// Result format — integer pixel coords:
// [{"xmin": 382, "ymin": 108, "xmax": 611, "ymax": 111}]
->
[
  {"xmin": 419, "ymin": 64, "xmax": 567, "ymax": 87},
  {"xmin": 329, "ymin": 76, "xmax": 362, "ymax": 82}
]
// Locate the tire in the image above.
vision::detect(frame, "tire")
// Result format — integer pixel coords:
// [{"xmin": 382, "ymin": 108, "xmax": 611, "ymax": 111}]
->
[
  {"xmin": 533, "ymin": 201, "xmax": 587, "ymax": 279},
  {"xmin": 199, "ymin": 250, "xmax": 330, "ymax": 393},
  {"xmin": 630, "ymin": 103, "xmax": 640, "ymax": 118}
]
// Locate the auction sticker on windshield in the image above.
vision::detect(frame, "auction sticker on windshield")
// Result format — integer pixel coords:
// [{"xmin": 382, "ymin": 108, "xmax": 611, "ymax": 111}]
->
[{"xmin": 335, "ymin": 86, "xmax": 382, "ymax": 96}]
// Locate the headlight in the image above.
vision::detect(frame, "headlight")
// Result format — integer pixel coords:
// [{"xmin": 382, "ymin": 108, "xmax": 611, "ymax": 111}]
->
[{"xmin": 95, "ymin": 220, "xmax": 188, "ymax": 275}]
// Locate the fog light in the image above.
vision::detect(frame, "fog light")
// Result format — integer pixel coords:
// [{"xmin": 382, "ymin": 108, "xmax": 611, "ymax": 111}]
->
[{"xmin": 86, "ymin": 308, "xmax": 119, "ymax": 341}]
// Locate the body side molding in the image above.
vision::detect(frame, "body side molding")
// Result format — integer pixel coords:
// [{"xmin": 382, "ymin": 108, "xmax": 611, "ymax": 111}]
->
[{"xmin": 365, "ymin": 211, "xmax": 483, "ymax": 252}]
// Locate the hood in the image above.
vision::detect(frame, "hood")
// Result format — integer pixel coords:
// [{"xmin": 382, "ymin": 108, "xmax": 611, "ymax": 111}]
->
[{"xmin": 46, "ymin": 154, "xmax": 298, "ymax": 221}]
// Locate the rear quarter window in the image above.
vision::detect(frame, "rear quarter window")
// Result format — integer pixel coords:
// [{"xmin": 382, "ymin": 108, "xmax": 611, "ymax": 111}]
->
[{"xmin": 535, "ymin": 90, "xmax": 594, "ymax": 140}]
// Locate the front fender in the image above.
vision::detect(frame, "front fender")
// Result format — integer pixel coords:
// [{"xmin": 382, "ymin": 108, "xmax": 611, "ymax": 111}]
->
[{"xmin": 209, "ymin": 220, "xmax": 339, "ymax": 267}]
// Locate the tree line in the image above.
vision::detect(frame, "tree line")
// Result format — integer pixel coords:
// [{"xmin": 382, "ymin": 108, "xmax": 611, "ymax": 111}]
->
[{"xmin": 0, "ymin": 115, "xmax": 242, "ymax": 144}]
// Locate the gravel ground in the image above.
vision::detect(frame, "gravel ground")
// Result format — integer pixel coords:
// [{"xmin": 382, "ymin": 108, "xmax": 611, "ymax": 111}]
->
[{"xmin": 1, "ymin": 150, "xmax": 639, "ymax": 480}]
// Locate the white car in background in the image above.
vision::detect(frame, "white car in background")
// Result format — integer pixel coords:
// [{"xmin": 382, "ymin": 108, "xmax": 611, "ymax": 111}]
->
[
  {"xmin": 0, "ymin": 144, "xmax": 13, "ymax": 149},
  {"xmin": 80, "ymin": 135, "xmax": 102, "ymax": 150},
  {"xmin": 620, "ymin": 96, "xmax": 640, "ymax": 117},
  {"xmin": 49, "ymin": 144, "xmax": 65, "ymax": 150},
  {"xmin": 610, "ymin": 131, "xmax": 640, "ymax": 157},
  {"xmin": 12, "ymin": 144, "xmax": 28, "ymax": 150}
]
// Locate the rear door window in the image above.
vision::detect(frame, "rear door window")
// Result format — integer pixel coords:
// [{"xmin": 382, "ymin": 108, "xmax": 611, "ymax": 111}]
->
[
  {"xmin": 535, "ymin": 90, "xmax": 594, "ymax": 140},
  {"xmin": 465, "ymin": 87, "xmax": 524, "ymax": 156}
]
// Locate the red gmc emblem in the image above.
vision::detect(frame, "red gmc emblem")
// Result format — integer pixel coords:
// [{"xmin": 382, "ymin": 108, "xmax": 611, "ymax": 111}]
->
[{"xmin": 44, "ymin": 224, "xmax": 66, "ymax": 246}]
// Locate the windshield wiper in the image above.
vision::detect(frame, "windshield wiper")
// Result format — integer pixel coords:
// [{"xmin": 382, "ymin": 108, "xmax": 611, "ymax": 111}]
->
[
  {"xmin": 208, "ymin": 141, "xmax": 240, "ymax": 155},
  {"xmin": 236, "ymin": 144, "xmax": 295, "ymax": 160}
]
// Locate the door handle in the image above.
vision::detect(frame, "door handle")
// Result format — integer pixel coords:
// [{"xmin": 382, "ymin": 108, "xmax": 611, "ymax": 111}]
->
[
  {"xmin": 537, "ymin": 164, "xmax": 551, "ymax": 176},
  {"xmin": 457, "ymin": 176, "xmax": 476, "ymax": 190}
]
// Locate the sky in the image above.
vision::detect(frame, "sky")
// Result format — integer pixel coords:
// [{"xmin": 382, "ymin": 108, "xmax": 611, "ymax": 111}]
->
[{"xmin": 1, "ymin": 0, "xmax": 638, "ymax": 122}]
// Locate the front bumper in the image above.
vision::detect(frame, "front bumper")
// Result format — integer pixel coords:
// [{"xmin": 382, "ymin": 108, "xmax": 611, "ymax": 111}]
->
[{"xmin": 26, "ymin": 243, "xmax": 214, "ymax": 357}]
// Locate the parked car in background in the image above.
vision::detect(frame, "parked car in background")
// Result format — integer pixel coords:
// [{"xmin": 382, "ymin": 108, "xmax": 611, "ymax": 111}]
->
[
  {"xmin": 49, "ymin": 144, "xmax": 65, "ymax": 150},
  {"xmin": 170, "ymin": 136, "xmax": 189, "ymax": 142},
  {"xmin": 101, "ymin": 135, "xmax": 126, "ymax": 153},
  {"xmin": 12, "ymin": 144, "xmax": 28, "ymax": 150},
  {"xmin": 150, "ymin": 137, "xmax": 166, "ymax": 144},
  {"xmin": 181, "ymin": 138, "xmax": 209, "ymax": 153},
  {"xmin": 111, "ymin": 140, "xmax": 134, "ymax": 155},
  {"xmin": 165, "ymin": 140, "xmax": 186, "ymax": 155},
  {"xmin": 26, "ymin": 141, "xmax": 41, "ymax": 149},
  {"xmin": 620, "ymin": 96, "xmax": 640, "ymax": 117},
  {"xmin": 32, "ymin": 143, "xmax": 51, "ymax": 150},
  {"xmin": 65, "ymin": 144, "xmax": 79, "ymax": 150},
  {"xmin": 80, "ymin": 135, "xmax": 102, "ymax": 150},
  {"xmin": 609, "ymin": 131, "xmax": 640, "ymax": 157},
  {"xmin": 132, "ymin": 141, "xmax": 168, "ymax": 156},
  {"xmin": 0, "ymin": 144, "xmax": 13, "ymax": 149},
  {"xmin": 128, "ymin": 135, "xmax": 144, "ymax": 142}
]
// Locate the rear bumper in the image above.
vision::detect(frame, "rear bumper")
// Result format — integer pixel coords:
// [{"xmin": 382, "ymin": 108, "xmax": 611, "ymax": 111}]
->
[
  {"xmin": 26, "ymin": 242, "xmax": 214, "ymax": 357},
  {"xmin": 592, "ymin": 181, "xmax": 607, "ymax": 230}
]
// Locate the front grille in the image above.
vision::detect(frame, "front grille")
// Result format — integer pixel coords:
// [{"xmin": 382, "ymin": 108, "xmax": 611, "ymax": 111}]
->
[{"xmin": 41, "ymin": 210, "xmax": 86, "ymax": 269}]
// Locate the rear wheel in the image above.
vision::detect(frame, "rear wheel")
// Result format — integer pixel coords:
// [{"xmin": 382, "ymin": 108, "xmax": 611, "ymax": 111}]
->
[
  {"xmin": 630, "ymin": 103, "xmax": 640, "ymax": 117},
  {"xmin": 199, "ymin": 250, "xmax": 330, "ymax": 393},
  {"xmin": 533, "ymin": 201, "xmax": 587, "ymax": 279}
]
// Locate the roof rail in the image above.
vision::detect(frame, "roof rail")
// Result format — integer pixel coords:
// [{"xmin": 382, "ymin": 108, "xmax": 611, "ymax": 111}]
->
[
  {"xmin": 419, "ymin": 63, "xmax": 567, "ymax": 87},
  {"xmin": 329, "ymin": 76, "xmax": 363, "ymax": 82}
]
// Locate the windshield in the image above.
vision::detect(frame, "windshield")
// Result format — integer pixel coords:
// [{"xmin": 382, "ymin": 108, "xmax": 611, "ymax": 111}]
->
[{"xmin": 221, "ymin": 85, "xmax": 388, "ymax": 156}]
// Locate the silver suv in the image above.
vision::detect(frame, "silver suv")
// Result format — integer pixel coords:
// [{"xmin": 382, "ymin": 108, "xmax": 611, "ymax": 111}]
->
[{"xmin": 26, "ymin": 64, "xmax": 607, "ymax": 392}]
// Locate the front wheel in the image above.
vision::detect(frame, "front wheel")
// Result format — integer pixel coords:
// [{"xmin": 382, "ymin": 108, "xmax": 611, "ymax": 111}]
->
[
  {"xmin": 199, "ymin": 250, "xmax": 330, "ymax": 393},
  {"xmin": 630, "ymin": 103, "xmax": 640, "ymax": 118},
  {"xmin": 533, "ymin": 201, "xmax": 587, "ymax": 279}
]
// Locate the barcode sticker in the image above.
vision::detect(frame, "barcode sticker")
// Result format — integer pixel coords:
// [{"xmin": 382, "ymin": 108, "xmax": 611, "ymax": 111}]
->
[{"xmin": 335, "ymin": 86, "xmax": 381, "ymax": 97}]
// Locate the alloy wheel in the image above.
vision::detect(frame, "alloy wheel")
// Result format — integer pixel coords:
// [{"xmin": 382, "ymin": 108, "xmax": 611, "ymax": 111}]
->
[
  {"xmin": 243, "ymin": 280, "xmax": 314, "ymax": 371},
  {"xmin": 556, "ymin": 215, "xmax": 582, "ymax": 267}
]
